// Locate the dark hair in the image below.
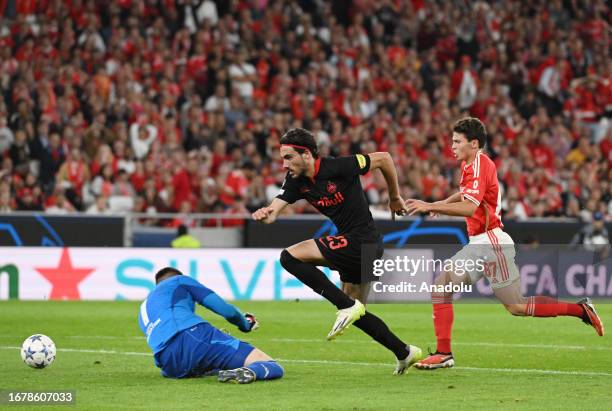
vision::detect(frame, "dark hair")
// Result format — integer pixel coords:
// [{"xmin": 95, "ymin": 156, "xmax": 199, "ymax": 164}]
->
[
  {"xmin": 155, "ymin": 267, "xmax": 182, "ymax": 284},
  {"xmin": 177, "ymin": 224, "xmax": 188, "ymax": 236},
  {"xmin": 280, "ymin": 128, "xmax": 319, "ymax": 158},
  {"xmin": 452, "ymin": 117, "xmax": 487, "ymax": 148},
  {"xmin": 241, "ymin": 160, "xmax": 255, "ymax": 170}
]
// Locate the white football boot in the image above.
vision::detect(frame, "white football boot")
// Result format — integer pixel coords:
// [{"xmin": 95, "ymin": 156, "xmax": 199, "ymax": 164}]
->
[{"xmin": 326, "ymin": 299, "xmax": 366, "ymax": 340}]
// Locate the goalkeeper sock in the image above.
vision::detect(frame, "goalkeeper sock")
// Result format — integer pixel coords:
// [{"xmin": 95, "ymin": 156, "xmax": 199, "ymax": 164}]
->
[
  {"xmin": 526, "ymin": 296, "xmax": 584, "ymax": 317},
  {"xmin": 280, "ymin": 250, "xmax": 354, "ymax": 309},
  {"xmin": 353, "ymin": 312, "xmax": 410, "ymax": 360},
  {"xmin": 246, "ymin": 361, "xmax": 284, "ymax": 381},
  {"xmin": 433, "ymin": 303, "xmax": 454, "ymax": 354}
]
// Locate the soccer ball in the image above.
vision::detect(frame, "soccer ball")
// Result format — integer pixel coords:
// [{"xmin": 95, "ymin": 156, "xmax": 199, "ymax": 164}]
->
[{"xmin": 21, "ymin": 334, "xmax": 56, "ymax": 369}]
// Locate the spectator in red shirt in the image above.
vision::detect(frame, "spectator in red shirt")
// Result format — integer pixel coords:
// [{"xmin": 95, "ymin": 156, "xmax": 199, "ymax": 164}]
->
[
  {"xmin": 0, "ymin": 0, "xmax": 608, "ymax": 224},
  {"xmin": 220, "ymin": 161, "xmax": 255, "ymax": 206}
]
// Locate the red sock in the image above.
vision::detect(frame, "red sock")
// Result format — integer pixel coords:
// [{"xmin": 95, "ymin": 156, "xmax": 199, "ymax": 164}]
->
[
  {"xmin": 526, "ymin": 296, "xmax": 584, "ymax": 318},
  {"xmin": 433, "ymin": 303, "xmax": 454, "ymax": 353}
]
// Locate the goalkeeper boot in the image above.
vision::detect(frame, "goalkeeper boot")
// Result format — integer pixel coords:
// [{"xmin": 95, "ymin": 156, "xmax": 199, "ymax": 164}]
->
[
  {"xmin": 579, "ymin": 297, "xmax": 605, "ymax": 336},
  {"xmin": 218, "ymin": 367, "xmax": 256, "ymax": 384},
  {"xmin": 393, "ymin": 345, "xmax": 423, "ymax": 375},
  {"xmin": 414, "ymin": 350, "xmax": 454, "ymax": 370},
  {"xmin": 326, "ymin": 299, "xmax": 366, "ymax": 341}
]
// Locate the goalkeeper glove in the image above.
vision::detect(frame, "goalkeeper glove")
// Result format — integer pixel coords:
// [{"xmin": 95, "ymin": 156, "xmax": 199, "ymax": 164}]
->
[{"xmin": 244, "ymin": 313, "xmax": 259, "ymax": 331}]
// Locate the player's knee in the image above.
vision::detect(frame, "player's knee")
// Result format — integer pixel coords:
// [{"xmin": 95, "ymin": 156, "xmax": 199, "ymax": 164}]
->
[
  {"xmin": 504, "ymin": 303, "xmax": 527, "ymax": 316},
  {"xmin": 280, "ymin": 249, "xmax": 299, "ymax": 269}
]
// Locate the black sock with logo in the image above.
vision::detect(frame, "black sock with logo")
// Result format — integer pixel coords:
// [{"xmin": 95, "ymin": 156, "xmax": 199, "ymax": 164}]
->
[
  {"xmin": 279, "ymin": 249, "xmax": 354, "ymax": 309},
  {"xmin": 354, "ymin": 312, "xmax": 410, "ymax": 360}
]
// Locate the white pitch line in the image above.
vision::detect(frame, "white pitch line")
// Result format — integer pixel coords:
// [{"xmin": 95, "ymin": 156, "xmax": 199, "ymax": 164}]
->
[
  {"xmin": 65, "ymin": 335, "xmax": 142, "ymax": 340},
  {"xmin": 2, "ymin": 346, "xmax": 611, "ymax": 378},
  {"xmin": 4, "ymin": 335, "xmax": 612, "ymax": 352},
  {"xmin": 454, "ymin": 341, "xmax": 612, "ymax": 351},
  {"xmin": 455, "ymin": 366, "xmax": 612, "ymax": 377},
  {"xmin": 266, "ymin": 338, "xmax": 612, "ymax": 352},
  {"xmin": 1, "ymin": 346, "xmax": 149, "ymax": 356},
  {"xmin": 275, "ymin": 358, "xmax": 612, "ymax": 377}
]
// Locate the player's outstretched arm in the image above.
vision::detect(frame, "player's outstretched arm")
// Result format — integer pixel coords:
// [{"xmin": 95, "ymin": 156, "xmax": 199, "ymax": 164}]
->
[
  {"xmin": 439, "ymin": 192, "xmax": 462, "ymax": 204},
  {"xmin": 180, "ymin": 277, "xmax": 255, "ymax": 332},
  {"xmin": 368, "ymin": 152, "xmax": 409, "ymax": 218},
  {"xmin": 425, "ymin": 192, "xmax": 462, "ymax": 217},
  {"xmin": 201, "ymin": 292, "xmax": 255, "ymax": 332},
  {"xmin": 252, "ymin": 198, "xmax": 288, "ymax": 224},
  {"xmin": 406, "ymin": 198, "xmax": 478, "ymax": 217}
]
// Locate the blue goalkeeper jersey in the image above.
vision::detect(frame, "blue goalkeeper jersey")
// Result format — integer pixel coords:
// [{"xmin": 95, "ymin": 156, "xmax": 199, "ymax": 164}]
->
[{"xmin": 138, "ymin": 275, "xmax": 250, "ymax": 354}]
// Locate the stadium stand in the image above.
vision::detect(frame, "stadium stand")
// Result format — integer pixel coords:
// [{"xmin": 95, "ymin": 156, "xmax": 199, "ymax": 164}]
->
[{"xmin": 0, "ymin": 0, "xmax": 609, "ymax": 225}]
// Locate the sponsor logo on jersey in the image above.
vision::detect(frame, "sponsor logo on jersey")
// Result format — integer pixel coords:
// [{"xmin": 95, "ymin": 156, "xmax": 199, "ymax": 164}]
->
[
  {"xmin": 310, "ymin": 192, "xmax": 345, "ymax": 208},
  {"xmin": 327, "ymin": 181, "xmax": 337, "ymax": 194}
]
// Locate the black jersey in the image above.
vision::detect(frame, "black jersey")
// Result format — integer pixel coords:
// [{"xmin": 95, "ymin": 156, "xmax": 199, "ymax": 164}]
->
[{"xmin": 277, "ymin": 154, "xmax": 379, "ymax": 238}]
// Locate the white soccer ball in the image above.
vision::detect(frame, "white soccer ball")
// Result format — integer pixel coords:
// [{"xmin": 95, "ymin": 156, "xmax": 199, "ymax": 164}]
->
[{"xmin": 21, "ymin": 334, "xmax": 56, "ymax": 369}]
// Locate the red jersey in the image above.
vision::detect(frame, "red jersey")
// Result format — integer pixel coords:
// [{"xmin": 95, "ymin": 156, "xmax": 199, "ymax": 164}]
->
[{"xmin": 459, "ymin": 151, "xmax": 503, "ymax": 236}]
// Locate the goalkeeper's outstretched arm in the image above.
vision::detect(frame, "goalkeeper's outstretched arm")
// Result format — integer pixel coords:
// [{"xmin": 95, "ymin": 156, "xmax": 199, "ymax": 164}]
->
[
  {"xmin": 201, "ymin": 292, "xmax": 253, "ymax": 332},
  {"xmin": 180, "ymin": 276, "xmax": 253, "ymax": 332}
]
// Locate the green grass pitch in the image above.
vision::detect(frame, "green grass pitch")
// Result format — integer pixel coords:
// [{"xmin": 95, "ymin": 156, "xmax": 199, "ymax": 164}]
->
[{"xmin": 0, "ymin": 300, "xmax": 610, "ymax": 410}]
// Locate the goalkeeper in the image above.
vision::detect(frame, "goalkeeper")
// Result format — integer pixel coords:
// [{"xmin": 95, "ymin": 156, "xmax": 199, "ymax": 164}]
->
[{"xmin": 138, "ymin": 267, "xmax": 284, "ymax": 384}]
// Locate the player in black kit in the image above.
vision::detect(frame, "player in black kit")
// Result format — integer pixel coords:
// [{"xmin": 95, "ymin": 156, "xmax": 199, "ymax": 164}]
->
[{"xmin": 252, "ymin": 128, "xmax": 422, "ymax": 374}]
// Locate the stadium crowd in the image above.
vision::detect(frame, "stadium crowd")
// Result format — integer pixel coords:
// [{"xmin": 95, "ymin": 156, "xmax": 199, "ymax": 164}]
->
[{"xmin": 0, "ymin": 0, "xmax": 610, "ymax": 225}]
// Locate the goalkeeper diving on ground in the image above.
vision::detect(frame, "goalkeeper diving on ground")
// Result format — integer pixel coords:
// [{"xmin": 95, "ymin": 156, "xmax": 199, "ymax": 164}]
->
[{"xmin": 138, "ymin": 267, "xmax": 283, "ymax": 384}]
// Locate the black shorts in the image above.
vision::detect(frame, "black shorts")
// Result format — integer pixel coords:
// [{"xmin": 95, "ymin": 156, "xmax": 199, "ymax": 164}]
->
[{"xmin": 314, "ymin": 233, "xmax": 384, "ymax": 284}]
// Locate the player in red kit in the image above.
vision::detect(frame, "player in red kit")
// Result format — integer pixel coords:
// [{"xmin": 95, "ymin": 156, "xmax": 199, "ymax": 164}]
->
[{"xmin": 406, "ymin": 117, "xmax": 604, "ymax": 370}]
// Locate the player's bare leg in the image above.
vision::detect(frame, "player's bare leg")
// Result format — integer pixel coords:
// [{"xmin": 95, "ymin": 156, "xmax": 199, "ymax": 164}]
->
[
  {"xmin": 414, "ymin": 270, "xmax": 470, "ymax": 370},
  {"xmin": 286, "ymin": 239, "xmax": 329, "ymax": 265},
  {"xmin": 494, "ymin": 279, "xmax": 604, "ymax": 336},
  {"xmin": 493, "ymin": 279, "xmax": 527, "ymax": 315},
  {"xmin": 279, "ymin": 240, "xmax": 365, "ymax": 340},
  {"xmin": 218, "ymin": 348, "xmax": 284, "ymax": 384},
  {"xmin": 280, "ymin": 248, "xmax": 421, "ymax": 372},
  {"xmin": 243, "ymin": 348, "xmax": 273, "ymax": 365},
  {"xmin": 342, "ymin": 282, "xmax": 422, "ymax": 374},
  {"xmin": 342, "ymin": 282, "xmax": 370, "ymax": 304}
]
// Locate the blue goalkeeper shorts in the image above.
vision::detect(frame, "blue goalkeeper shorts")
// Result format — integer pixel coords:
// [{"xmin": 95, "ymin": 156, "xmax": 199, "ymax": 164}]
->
[{"xmin": 154, "ymin": 323, "xmax": 255, "ymax": 378}]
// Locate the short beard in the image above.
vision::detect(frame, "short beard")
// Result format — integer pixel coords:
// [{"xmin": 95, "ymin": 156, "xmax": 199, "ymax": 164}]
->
[{"xmin": 296, "ymin": 157, "xmax": 308, "ymax": 176}]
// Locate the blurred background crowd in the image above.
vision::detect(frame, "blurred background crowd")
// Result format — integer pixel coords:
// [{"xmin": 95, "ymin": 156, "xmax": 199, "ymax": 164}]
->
[{"xmin": 0, "ymin": 0, "xmax": 610, "ymax": 226}]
